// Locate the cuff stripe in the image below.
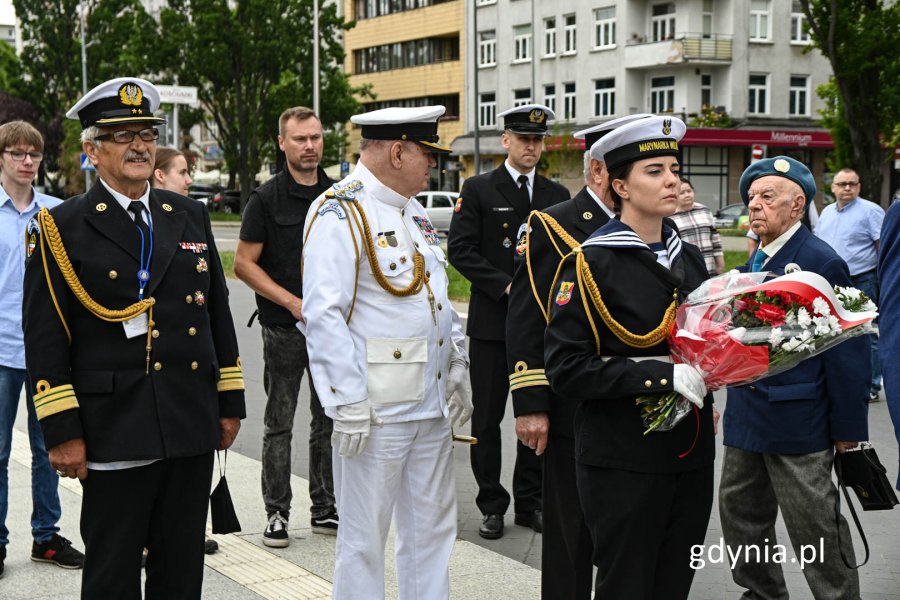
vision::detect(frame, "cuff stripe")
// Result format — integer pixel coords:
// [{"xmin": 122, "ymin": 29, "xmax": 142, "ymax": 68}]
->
[{"xmin": 34, "ymin": 384, "xmax": 79, "ymax": 419}]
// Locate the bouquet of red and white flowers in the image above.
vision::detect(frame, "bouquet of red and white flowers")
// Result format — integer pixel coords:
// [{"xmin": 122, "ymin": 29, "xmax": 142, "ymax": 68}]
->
[{"xmin": 639, "ymin": 269, "xmax": 878, "ymax": 435}]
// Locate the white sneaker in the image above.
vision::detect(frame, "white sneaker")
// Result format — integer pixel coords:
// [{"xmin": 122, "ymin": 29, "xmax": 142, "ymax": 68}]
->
[{"xmin": 263, "ymin": 512, "xmax": 289, "ymax": 548}]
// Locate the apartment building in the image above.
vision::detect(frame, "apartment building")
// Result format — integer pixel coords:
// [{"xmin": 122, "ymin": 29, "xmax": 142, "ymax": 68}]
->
[
  {"xmin": 458, "ymin": 0, "xmax": 834, "ymax": 208},
  {"xmin": 343, "ymin": 0, "xmax": 465, "ymax": 191}
]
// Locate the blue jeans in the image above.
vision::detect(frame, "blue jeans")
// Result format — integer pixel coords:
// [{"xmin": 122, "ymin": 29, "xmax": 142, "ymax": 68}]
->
[
  {"xmin": 851, "ymin": 270, "xmax": 882, "ymax": 394},
  {"xmin": 0, "ymin": 365, "xmax": 61, "ymax": 546}
]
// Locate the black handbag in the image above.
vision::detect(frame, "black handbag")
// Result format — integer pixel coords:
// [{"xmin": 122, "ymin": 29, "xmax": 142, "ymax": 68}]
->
[
  {"xmin": 833, "ymin": 443, "xmax": 898, "ymax": 569},
  {"xmin": 210, "ymin": 450, "xmax": 241, "ymax": 534}
]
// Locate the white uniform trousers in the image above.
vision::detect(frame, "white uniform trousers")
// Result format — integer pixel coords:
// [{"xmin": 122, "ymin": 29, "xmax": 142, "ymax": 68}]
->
[{"xmin": 332, "ymin": 416, "xmax": 457, "ymax": 600}]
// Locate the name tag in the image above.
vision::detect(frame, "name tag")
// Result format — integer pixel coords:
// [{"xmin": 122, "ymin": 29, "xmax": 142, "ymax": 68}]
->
[
  {"xmin": 123, "ymin": 313, "xmax": 149, "ymax": 339},
  {"xmin": 492, "ymin": 207, "xmax": 514, "ymax": 212}
]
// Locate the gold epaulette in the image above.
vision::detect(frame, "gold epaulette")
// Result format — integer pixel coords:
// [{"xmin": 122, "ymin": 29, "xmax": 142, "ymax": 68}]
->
[
  {"xmin": 217, "ymin": 358, "xmax": 245, "ymax": 392},
  {"xmin": 33, "ymin": 380, "xmax": 78, "ymax": 420},
  {"xmin": 508, "ymin": 361, "xmax": 549, "ymax": 391}
]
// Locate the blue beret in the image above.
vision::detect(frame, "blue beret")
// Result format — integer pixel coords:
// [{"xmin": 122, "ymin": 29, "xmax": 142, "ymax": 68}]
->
[{"xmin": 739, "ymin": 156, "xmax": 816, "ymax": 209}]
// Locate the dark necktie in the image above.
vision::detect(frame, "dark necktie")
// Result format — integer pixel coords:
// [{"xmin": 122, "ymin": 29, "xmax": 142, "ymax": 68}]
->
[
  {"xmin": 751, "ymin": 249, "xmax": 766, "ymax": 272},
  {"xmin": 127, "ymin": 201, "xmax": 151, "ymax": 262},
  {"xmin": 517, "ymin": 174, "xmax": 530, "ymax": 205}
]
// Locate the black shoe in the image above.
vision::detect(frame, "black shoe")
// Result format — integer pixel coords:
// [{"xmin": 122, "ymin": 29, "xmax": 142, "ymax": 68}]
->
[
  {"xmin": 514, "ymin": 510, "xmax": 543, "ymax": 533},
  {"xmin": 869, "ymin": 390, "xmax": 882, "ymax": 403},
  {"xmin": 204, "ymin": 538, "xmax": 219, "ymax": 554},
  {"xmin": 311, "ymin": 511, "xmax": 339, "ymax": 536},
  {"xmin": 0, "ymin": 544, "xmax": 6, "ymax": 579},
  {"xmin": 31, "ymin": 534, "xmax": 84, "ymax": 569},
  {"xmin": 263, "ymin": 511, "xmax": 289, "ymax": 548},
  {"xmin": 479, "ymin": 514, "xmax": 504, "ymax": 539}
]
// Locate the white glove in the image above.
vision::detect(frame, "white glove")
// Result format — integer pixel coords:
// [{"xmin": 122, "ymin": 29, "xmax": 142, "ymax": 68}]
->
[
  {"xmin": 446, "ymin": 361, "xmax": 473, "ymax": 427},
  {"xmin": 331, "ymin": 400, "xmax": 384, "ymax": 458},
  {"xmin": 672, "ymin": 364, "xmax": 707, "ymax": 409}
]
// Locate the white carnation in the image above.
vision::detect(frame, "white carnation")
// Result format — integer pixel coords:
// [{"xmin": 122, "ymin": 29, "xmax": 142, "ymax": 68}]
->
[
  {"xmin": 797, "ymin": 307, "xmax": 812, "ymax": 328},
  {"xmin": 812, "ymin": 297, "xmax": 831, "ymax": 316},
  {"xmin": 768, "ymin": 327, "xmax": 784, "ymax": 347}
]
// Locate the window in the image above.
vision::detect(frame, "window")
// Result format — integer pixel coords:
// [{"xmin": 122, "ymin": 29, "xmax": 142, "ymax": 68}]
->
[
  {"xmin": 479, "ymin": 92, "xmax": 496, "ymax": 128},
  {"xmin": 790, "ymin": 1, "xmax": 811, "ymax": 43},
  {"xmin": 563, "ymin": 82, "xmax": 576, "ymax": 120},
  {"xmin": 702, "ymin": 0, "xmax": 713, "ymax": 38},
  {"xmin": 354, "ymin": 36, "xmax": 459, "ymax": 74},
  {"xmin": 355, "ymin": 0, "xmax": 453, "ymax": 20},
  {"xmin": 476, "ymin": 0, "xmax": 496, "ymax": 5},
  {"xmin": 789, "ymin": 75, "xmax": 810, "ymax": 116},
  {"xmin": 593, "ymin": 78, "xmax": 615, "ymax": 117},
  {"xmin": 513, "ymin": 24, "xmax": 532, "ymax": 62},
  {"xmin": 748, "ymin": 74, "xmax": 768, "ymax": 114},
  {"xmin": 563, "ymin": 14, "xmax": 577, "ymax": 54},
  {"xmin": 651, "ymin": 3, "xmax": 675, "ymax": 42},
  {"xmin": 543, "ymin": 18, "xmax": 556, "ymax": 57},
  {"xmin": 513, "ymin": 88, "xmax": 532, "ymax": 107},
  {"xmin": 749, "ymin": 0, "xmax": 770, "ymax": 41},
  {"xmin": 479, "ymin": 31, "xmax": 496, "ymax": 67},
  {"xmin": 650, "ymin": 76, "xmax": 675, "ymax": 113},
  {"xmin": 701, "ymin": 74, "xmax": 712, "ymax": 107},
  {"xmin": 593, "ymin": 6, "xmax": 616, "ymax": 49},
  {"xmin": 544, "ymin": 84, "xmax": 556, "ymax": 114}
]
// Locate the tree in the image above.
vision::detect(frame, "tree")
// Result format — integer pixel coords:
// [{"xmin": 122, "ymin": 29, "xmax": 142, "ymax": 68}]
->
[
  {"xmin": 801, "ymin": 0, "xmax": 900, "ymax": 202},
  {"xmin": 160, "ymin": 0, "xmax": 368, "ymax": 205}
]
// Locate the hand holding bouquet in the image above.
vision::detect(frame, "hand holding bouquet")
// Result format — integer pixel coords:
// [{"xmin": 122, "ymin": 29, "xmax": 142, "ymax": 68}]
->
[{"xmin": 638, "ymin": 269, "xmax": 877, "ymax": 435}]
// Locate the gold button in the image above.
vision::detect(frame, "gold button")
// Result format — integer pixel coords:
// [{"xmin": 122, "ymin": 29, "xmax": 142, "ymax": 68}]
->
[
  {"xmin": 644, "ymin": 380, "xmax": 652, "ymax": 388},
  {"xmin": 660, "ymin": 378, "xmax": 668, "ymax": 386},
  {"xmin": 393, "ymin": 350, "xmax": 402, "ymax": 359},
  {"xmin": 400, "ymin": 255, "xmax": 407, "ymax": 264},
  {"xmin": 154, "ymin": 362, "xmax": 162, "ymax": 371},
  {"xmin": 437, "ymin": 372, "xmax": 442, "ymax": 380},
  {"xmin": 185, "ymin": 295, "xmax": 193, "ymax": 304},
  {"xmin": 108, "ymin": 270, "xmax": 118, "ymax": 280},
  {"xmin": 389, "ymin": 262, "xmax": 397, "ymax": 270},
  {"xmin": 437, "ymin": 303, "xmax": 443, "ymax": 310},
  {"xmin": 583, "ymin": 211, "xmax": 593, "ymax": 220},
  {"xmin": 503, "ymin": 222, "xmax": 509, "ymax": 229},
  {"xmin": 439, "ymin": 338, "xmax": 444, "ymax": 346},
  {"xmin": 188, "ymin": 327, "xmax": 197, "ymax": 336},
  {"xmin": 191, "ymin": 361, "xmax": 198, "ymax": 370},
  {"xmin": 151, "ymin": 330, "xmax": 160, "ymax": 339}
]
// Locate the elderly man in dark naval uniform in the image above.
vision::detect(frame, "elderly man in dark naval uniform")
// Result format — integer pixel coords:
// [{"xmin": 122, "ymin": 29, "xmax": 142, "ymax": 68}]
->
[
  {"xmin": 506, "ymin": 114, "xmax": 650, "ymax": 598},
  {"xmin": 448, "ymin": 104, "xmax": 569, "ymax": 539},
  {"xmin": 22, "ymin": 77, "xmax": 245, "ymax": 599}
]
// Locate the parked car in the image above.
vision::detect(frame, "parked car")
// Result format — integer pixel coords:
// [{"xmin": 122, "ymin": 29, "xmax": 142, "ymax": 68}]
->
[
  {"xmin": 415, "ymin": 191, "xmax": 458, "ymax": 233},
  {"xmin": 187, "ymin": 183, "xmax": 223, "ymax": 208},
  {"xmin": 714, "ymin": 202, "xmax": 749, "ymax": 231},
  {"xmin": 210, "ymin": 190, "xmax": 242, "ymax": 214}
]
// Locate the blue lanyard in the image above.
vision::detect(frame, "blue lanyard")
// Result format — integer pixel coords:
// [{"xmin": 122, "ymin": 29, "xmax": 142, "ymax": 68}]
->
[{"xmin": 135, "ymin": 215, "xmax": 153, "ymax": 301}]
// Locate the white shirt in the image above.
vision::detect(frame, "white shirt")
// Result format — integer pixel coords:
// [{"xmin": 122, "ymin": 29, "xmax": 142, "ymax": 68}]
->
[
  {"xmin": 504, "ymin": 160, "xmax": 535, "ymax": 201},
  {"xmin": 585, "ymin": 186, "xmax": 616, "ymax": 219},
  {"xmin": 757, "ymin": 221, "xmax": 803, "ymax": 269}
]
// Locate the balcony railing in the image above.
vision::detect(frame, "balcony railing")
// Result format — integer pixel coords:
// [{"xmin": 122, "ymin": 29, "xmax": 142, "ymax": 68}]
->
[{"xmin": 624, "ymin": 32, "xmax": 732, "ymax": 69}]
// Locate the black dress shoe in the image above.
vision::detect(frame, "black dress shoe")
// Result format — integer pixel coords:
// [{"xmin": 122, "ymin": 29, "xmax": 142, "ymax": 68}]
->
[
  {"xmin": 479, "ymin": 514, "xmax": 504, "ymax": 539},
  {"xmin": 514, "ymin": 509, "xmax": 543, "ymax": 533}
]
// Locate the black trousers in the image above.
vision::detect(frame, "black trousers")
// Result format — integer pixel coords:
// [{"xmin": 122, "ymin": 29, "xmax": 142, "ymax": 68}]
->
[
  {"xmin": 576, "ymin": 463, "xmax": 714, "ymax": 600},
  {"xmin": 80, "ymin": 453, "xmax": 214, "ymax": 600},
  {"xmin": 469, "ymin": 338, "xmax": 541, "ymax": 515},
  {"xmin": 542, "ymin": 435, "xmax": 593, "ymax": 600}
]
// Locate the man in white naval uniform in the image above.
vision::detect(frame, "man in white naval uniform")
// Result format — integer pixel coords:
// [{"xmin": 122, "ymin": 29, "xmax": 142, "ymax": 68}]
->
[{"xmin": 301, "ymin": 105, "xmax": 472, "ymax": 600}]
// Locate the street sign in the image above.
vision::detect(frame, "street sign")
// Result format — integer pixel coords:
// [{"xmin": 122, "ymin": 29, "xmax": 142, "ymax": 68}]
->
[
  {"xmin": 80, "ymin": 153, "xmax": 96, "ymax": 172},
  {"xmin": 340, "ymin": 161, "xmax": 350, "ymax": 177},
  {"xmin": 157, "ymin": 85, "xmax": 199, "ymax": 107},
  {"xmin": 751, "ymin": 144, "xmax": 766, "ymax": 162}
]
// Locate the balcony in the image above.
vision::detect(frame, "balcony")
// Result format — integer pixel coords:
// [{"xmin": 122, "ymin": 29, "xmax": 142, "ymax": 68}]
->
[{"xmin": 624, "ymin": 33, "xmax": 732, "ymax": 70}]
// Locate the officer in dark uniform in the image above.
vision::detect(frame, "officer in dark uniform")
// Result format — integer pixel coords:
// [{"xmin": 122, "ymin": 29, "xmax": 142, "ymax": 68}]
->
[
  {"xmin": 22, "ymin": 77, "xmax": 245, "ymax": 599},
  {"xmin": 506, "ymin": 114, "xmax": 650, "ymax": 599},
  {"xmin": 448, "ymin": 104, "xmax": 569, "ymax": 539}
]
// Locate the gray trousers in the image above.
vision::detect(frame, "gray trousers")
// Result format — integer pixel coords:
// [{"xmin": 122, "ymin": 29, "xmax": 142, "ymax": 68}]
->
[
  {"xmin": 261, "ymin": 324, "xmax": 334, "ymax": 519},
  {"xmin": 719, "ymin": 446, "xmax": 860, "ymax": 600}
]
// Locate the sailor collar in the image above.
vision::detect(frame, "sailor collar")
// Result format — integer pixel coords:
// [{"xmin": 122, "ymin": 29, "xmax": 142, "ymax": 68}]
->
[{"xmin": 581, "ymin": 218, "xmax": 682, "ymax": 263}]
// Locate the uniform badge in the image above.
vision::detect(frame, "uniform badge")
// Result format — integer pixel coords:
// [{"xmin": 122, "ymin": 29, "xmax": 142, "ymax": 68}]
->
[
  {"xmin": 179, "ymin": 242, "xmax": 208, "ymax": 253},
  {"xmin": 95, "ymin": 202, "xmax": 108, "ymax": 212},
  {"xmin": 774, "ymin": 159, "xmax": 791, "ymax": 173},
  {"xmin": 555, "ymin": 282, "xmax": 574, "ymax": 306},
  {"xmin": 119, "ymin": 83, "xmax": 144, "ymax": 109},
  {"xmin": 502, "ymin": 237, "xmax": 512, "ymax": 249},
  {"xmin": 196, "ymin": 258, "xmax": 208, "ymax": 273},
  {"xmin": 582, "ymin": 211, "xmax": 593, "ymax": 220},
  {"xmin": 377, "ymin": 235, "xmax": 388, "ymax": 248},
  {"xmin": 662, "ymin": 119, "xmax": 672, "ymax": 135},
  {"xmin": 529, "ymin": 109, "xmax": 546, "ymax": 125},
  {"xmin": 412, "ymin": 216, "xmax": 440, "ymax": 245},
  {"xmin": 332, "ymin": 179, "xmax": 363, "ymax": 201},
  {"xmin": 162, "ymin": 203, "xmax": 173, "ymax": 212},
  {"xmin": 25, "ymin": 217, "xmax": 40, "ymax": 259},
  {"xmin": 515, "ymin": 236, "xmax": 528, "ymax": 256},
  {"xmin": 454, "ymin": 197, "xmax": 463, "ymax": 213},
  {"xmin": 317, "ymin": 199, "xmax": 347, "ymax": 220},
  {"xmin": 194, "ymin": 290, "xmax": 206, "ymax": 306},
  {"xmin": 516, "ymin": 222, "xmax": 529, "ymax": 240}
]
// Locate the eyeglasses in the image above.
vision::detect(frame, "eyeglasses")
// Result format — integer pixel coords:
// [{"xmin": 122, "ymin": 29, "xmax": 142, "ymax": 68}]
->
[
  {"xmin": 94, "ymin": 128, "xmax": 160, "ymax": 144},
  {"xmin": 833, "ymin": 181, "xmax": 859, "ymax": 188},
  {"xmin": 3, "ymin": 149, "xmax": 44, "ymax": 162}
]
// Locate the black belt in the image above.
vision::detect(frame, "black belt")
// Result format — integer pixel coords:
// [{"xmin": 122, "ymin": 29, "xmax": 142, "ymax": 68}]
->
[{"xmin": 850, "ymin": 269, "xmax": 877, "ymax": 280}]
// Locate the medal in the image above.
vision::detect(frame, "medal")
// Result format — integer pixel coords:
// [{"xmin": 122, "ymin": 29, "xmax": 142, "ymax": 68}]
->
[
  {"xmin": 378, "ymin": 236, "xmax": 388, "ymax": 248},
  {"xmin": 502, "ymin": 237, "xmax": 512, "ymax": 248},
  {"xmin": 138, "ymin": 269, "xmax": 150, "ymax": 282},
  {"xmin": 196, "ymin": 258, "xmax": 208, "ymax": 273}
]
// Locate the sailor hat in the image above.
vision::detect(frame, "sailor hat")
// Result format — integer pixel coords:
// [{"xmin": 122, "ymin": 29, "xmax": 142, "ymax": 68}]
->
[
  {"xmin": 497, "ymin": 104, "xmax": 555, "ymax": 136},
  {"xmin": 66, "ymin": 77, "xmax": 166, "ymax": 130},
  {"xmin": 593, "ymin": 115, "xmax": 686, "ymax": 172},
  {"xmin": 351, "ymin": 105, "xmax": 450, "ymax": 153},
  {"xmin": 575, "ymin": 114, "xmax": 653, "ymax": 157},
  {"xmin": 739, "ymin": 156, "xmax": 816, "ymax": 207}
]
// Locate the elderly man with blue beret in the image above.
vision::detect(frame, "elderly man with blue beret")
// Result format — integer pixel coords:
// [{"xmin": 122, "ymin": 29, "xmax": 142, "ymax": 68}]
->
[{"xmin": 719, "ymin": 156, "xmax": 869, "ymax": 599}]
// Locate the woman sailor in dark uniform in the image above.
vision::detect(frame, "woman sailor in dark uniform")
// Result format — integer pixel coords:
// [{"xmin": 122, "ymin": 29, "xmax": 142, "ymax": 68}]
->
[{"xmin": 544, "ymin": 115, "xmax": 715, "ymax": 599}]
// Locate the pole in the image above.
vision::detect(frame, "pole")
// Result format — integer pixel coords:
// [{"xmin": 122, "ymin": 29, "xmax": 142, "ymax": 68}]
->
[
  {"xmin": 173, "ymin": 104, "xmax": 180, "ymax": 149},
  {"xmin": 80, "ymin": 0, "xmax": 91, "ymax": 192},
  {"xmin": 472, "ymin": 0, "xmax": 480, "ymax": 175},
  {"xmin": 313, "ymin": 0, "xmax": 320, "ymax": 116}
]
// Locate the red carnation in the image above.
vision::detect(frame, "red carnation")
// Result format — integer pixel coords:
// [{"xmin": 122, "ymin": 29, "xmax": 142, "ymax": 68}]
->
[{"xmin": 754, "ymin": 303, "xmax": 786, "ymax": 326}]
